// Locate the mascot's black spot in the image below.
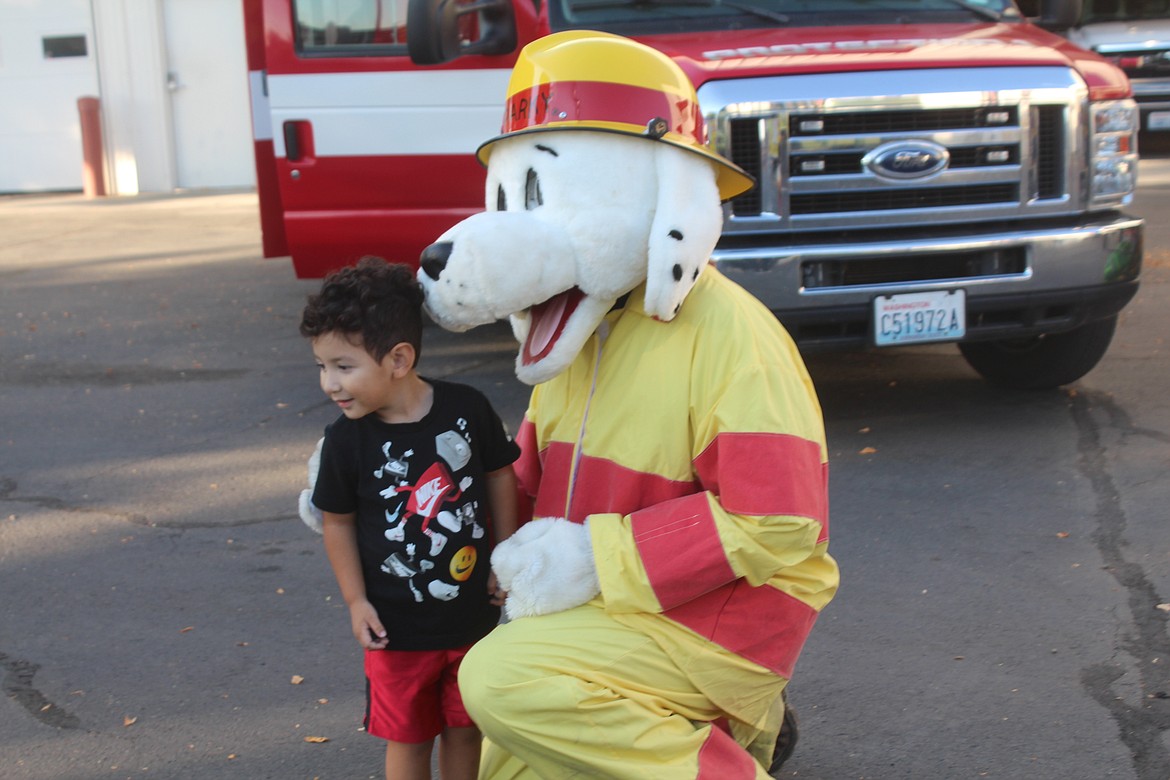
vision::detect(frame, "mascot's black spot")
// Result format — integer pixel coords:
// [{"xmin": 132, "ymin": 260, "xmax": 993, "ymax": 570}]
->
[
  {"xmin": 692, "ymin": 268, "xmax": 700, "ymax": 281},
  {"xmin": 535, "ymin": 144, "xmax": 559, "ymax": 157},
  {"xmin": 525, "ymin": 169, "xmax": 543, "ymax": 209},
  {"xmin": 674, "ymin": 303, "xmax": 682, "ymax": 315},
  {"xmin": 672, "ymin": 264, "xmax": 683, "ymax": 281},
  {"xmin": 669, "ymin": 229, "xmax": 684, "ymax": 240}
]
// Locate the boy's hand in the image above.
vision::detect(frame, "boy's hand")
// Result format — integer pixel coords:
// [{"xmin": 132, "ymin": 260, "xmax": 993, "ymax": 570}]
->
[
  {"xmin": 349, "ymin": 599, "xmax": 388, "ymax": 650},
  {"xmin": 487, "ymin": 572, "xmax": 507, "ymax": 607}
]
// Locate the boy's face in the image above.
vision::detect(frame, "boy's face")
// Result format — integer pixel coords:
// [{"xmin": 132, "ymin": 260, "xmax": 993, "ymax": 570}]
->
[{"xmin": 312, "ymin": 331, "xmax": 399, "ymax": 421}]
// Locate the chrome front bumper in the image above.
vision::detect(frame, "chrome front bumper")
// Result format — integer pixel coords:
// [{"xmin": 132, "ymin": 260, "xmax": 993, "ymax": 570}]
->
[{"xmin": 712, "ymin": 213, "xmax": 1144, "ymax": 349}]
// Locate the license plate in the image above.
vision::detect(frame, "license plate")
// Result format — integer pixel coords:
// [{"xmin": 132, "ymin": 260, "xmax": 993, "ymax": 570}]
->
[
  {"xmin": 1148, "ymin": 111, "xmax": 1170, "ymax": 131},
  {"xmin": 873, "ymin": 289, "xmax": 966, "ymax": 346}
]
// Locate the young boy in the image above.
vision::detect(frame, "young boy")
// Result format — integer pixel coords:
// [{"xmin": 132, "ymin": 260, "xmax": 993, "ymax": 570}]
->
[{"xmin": 300, "ymin": 257, "xmax": 519, "ymax": 780}]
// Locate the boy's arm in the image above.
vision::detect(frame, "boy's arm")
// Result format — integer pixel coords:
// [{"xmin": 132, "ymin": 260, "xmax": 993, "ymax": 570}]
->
[
  {"xmin": 485, "ymin": 465, "xmax": 519, "ymax": 544},
  {"xmin": 321, "ymin": 511, "xmax": 388, "ymax": 650},
  {"xmin": 484, "ymin": 465, "xmax": 519, "ymax": 605}
]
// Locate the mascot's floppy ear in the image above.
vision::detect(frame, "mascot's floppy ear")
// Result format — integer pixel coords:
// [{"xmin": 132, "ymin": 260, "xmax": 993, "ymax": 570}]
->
[{"xmin": 642, "ymin": 143, "xmax": 725, "ymax": 321}]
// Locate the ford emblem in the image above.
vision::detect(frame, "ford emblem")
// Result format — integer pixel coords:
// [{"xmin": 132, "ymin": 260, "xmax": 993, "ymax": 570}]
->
[{"xmin": 863, "ymin": 140, "xmax": 950, "ymax": 180}]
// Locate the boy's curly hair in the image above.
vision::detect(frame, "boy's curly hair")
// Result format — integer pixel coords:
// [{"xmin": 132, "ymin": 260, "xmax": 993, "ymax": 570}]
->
[{"xmin": 299, "ymin": 257, "xmax": 424, "ymax": 365}]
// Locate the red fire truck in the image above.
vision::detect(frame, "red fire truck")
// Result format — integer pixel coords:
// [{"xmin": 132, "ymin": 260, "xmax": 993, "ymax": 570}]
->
[{"xmin": 244, "ymin": 0, "xmax": 1143, "ymax": 389}]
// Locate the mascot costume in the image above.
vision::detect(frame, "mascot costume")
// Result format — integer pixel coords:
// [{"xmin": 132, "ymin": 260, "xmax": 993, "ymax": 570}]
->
[{"xmin": 305, "ymin": 30, "xmax": 839, "ymax": 779}]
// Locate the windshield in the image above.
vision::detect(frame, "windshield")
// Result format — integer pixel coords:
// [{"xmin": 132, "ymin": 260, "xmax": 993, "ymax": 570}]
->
[
  {"xmin": 549, "ymin": 0, "xmax": 1023, "ymax": 36},
  {"xmin": 1079, "ymin": 0, "xmax": 1170, "ymax": 24}
]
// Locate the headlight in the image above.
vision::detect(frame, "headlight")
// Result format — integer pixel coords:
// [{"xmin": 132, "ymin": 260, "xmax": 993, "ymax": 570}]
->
[{"xmin": 1090, "ymin": 99, "xmax": 1139, "ymax": 206}]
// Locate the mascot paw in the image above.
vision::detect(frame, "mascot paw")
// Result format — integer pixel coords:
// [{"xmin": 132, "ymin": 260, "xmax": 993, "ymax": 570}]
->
[
  {"xmin": 298, "ymin": 438, "xmax": 325, "ymax": 535},
  {"xmin": 298, "ymin": 488, "xmax": 324, "ymax": 534},
  {"xmin": 492, "ymin": 518, "xmax": 599, "ymax": 620}
]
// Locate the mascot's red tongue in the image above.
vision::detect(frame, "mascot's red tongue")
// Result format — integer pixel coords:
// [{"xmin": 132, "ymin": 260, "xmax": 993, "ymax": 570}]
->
[{"xmin": 522, "ymin": 288, "xmax": 584, "ymax": 366}]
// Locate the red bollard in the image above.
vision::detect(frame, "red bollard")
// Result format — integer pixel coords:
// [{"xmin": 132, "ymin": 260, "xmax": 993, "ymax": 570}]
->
[{"xmin": 77, "ymin": 96, "xmax": 107, "ymax": 197}]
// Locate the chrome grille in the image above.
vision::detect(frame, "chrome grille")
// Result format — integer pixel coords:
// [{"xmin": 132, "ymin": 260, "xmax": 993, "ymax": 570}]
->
[
  {"xmin": 788, "ymin": 106, "xmax": 1018, "ymax": 135},
  {"xmin": 704, "ymin": 67, "xmax": 1085, "ymax": 233},
  {"xmin": 790, "ymin": 183, "xmax": 1019, "ymax": 214}
]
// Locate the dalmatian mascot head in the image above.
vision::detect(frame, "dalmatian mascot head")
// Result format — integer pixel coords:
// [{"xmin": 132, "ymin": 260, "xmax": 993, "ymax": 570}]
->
[{"xmin": 417, "ymin": 30, "xmax": 754, "ymax": 386}]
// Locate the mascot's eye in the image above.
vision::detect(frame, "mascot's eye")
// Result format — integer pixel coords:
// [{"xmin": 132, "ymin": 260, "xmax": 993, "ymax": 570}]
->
[
  {"xmin": 496, "ymin": 184, "xmax": 507, "ymax": 212},
  {"xmin": 525, "ymin": 169, "xmax": 543, "ymax": 210}
]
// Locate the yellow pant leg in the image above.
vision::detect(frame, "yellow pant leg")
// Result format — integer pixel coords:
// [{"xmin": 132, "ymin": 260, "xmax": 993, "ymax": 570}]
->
[{"xmin": 459, "ymin": 602, "xmax": 771, "ymax": 780}]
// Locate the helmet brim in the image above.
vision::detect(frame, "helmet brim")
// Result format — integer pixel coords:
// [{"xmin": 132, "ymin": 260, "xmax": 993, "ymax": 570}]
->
[{"xmin": 476, "ymin": 125, "xmax": 757, "ymax": 203}]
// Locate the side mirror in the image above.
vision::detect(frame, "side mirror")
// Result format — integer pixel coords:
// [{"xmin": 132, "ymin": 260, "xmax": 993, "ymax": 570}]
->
[{"xmin": 408, "ymin": 0, "xmax": 517, "ymax": 65}]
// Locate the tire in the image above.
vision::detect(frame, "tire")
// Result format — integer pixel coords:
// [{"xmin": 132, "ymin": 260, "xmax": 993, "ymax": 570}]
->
[{"xmin": 958, "ymin": 315, "xmax": 1118, "ymax": 390}]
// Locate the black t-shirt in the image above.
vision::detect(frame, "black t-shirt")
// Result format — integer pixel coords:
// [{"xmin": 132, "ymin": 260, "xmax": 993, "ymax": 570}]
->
[{"xmin": 312, "ymin": 379, "xmax": 520, "ymax": 650}]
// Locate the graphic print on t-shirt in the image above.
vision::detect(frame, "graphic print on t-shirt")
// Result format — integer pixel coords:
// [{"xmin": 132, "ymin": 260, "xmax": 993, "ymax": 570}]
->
[{"xmin": 374, "ymin": 428, "xmax": 487, "ymax": 603}]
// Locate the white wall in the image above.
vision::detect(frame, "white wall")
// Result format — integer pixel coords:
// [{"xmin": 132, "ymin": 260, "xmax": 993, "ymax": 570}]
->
[
  {"xmin": 91, "ymin": 0, "xmax": 175, "ymax": 194},
  {"xmin": 0, "ymin": 0, "xmax": 99, "ymax": 193},
  {"xmin": 0, "ymin": 0, "xmax": 254, "ymax": 195}
]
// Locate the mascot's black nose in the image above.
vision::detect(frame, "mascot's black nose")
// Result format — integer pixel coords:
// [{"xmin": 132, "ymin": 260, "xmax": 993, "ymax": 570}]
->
[{"xmin": 420, "ymin": 242, "xmax": 453, "ymax": 281}]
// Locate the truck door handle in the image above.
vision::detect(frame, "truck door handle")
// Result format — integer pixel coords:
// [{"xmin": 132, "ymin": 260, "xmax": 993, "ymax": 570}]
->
[{"xmin": 283, "ymin": 120, "xmax": 313, "ymax": 162}]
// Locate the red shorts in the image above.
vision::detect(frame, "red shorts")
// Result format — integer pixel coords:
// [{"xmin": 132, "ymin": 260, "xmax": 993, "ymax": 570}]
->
[{"xmin": 364, "ymin": 645, "xmax": 475, "ymax": 743}]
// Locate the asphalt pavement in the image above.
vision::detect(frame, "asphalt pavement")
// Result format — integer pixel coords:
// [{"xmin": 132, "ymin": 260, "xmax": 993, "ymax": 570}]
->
[
  {"xmin": 1, "ymin": 155, "xmax": 1168, "ymax": 779},
  {"xmin": 0, "ymin": 190, "xmax": 528, "ymax": 779}
]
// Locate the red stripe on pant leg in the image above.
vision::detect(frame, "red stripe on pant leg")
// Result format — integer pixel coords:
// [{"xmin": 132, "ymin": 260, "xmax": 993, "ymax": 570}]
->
[
  {"xmin": 694, "ymin": 432, "xmax": 828, "ymax": 524},
  {"xmin": 631, "ymin": 492, "xmax": 735, "ymax": 610},
  {"xmin": 666, "ymin": 580, "xmax": 819, "ymax": 679},
  {"xmin": 697, "ymin": 721, "xmax": 758, "ymax": 779}
]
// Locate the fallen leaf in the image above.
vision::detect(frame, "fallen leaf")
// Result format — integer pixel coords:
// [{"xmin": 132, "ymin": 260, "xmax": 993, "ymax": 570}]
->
[
  {"xmin": 179, "ymin": 626, "xmax": 195, "ymax": 633},
  {"xmin": 859, "ymin": 447, "xmax": 877, "ymax": 455},
  {"xmin": 1156, "ymin": 604, "xmax": 1170, "ymax": 613},
  {"xmin": 858, "ymin": 427, "xmax": 871, "ymax": 434},
  {"xmin": 291, "ymin": 675, "xmax": 305, "ymax": 685},
  {"xmin": 276, "ymin": 588, "xmax": 285, "ymax": 595},
  {"xmin": 304, "ymin": 736, "xmax": 330, "ymax": 743},
  {"xmin": 317, "ymin": 699, "xmax": 329, "ymax": 705},
  {"xmin": 1056, "ymin": 532, "xmax": 1070, "ymax": 539},
  {"xmin": 227, "ymin": 754, "xmax": 237, "ymax": 760},
  {"xmin": 123, "ymin": 715, "xmax": 138, "ymax": 727}
]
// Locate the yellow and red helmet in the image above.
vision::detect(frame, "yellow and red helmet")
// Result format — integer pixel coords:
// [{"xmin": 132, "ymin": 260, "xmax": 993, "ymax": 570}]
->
[{"xmin": 477, "ymin": 30, "xmax": 755, "ymax": 201}]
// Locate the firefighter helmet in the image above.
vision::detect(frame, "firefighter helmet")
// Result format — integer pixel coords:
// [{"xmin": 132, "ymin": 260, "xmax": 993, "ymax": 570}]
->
[{"xmin": 476, "ymin": 30, "xmax": 755, "ymax": 201}]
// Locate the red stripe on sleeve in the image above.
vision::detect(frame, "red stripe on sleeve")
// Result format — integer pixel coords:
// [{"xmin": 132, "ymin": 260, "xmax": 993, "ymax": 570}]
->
[
  {"xmin": 631, "ymin": 493, "xmax": 735, "ymax": 611},
  {"xmin": 666, "ymin": 580, "xmax": 819, "ymax": 679},
  {"xmin": 696, "ymin": 720, "xmax": 758, "ymax": 779},
  {"xmin": 694, "ymin": 432, "xmax": 828, "ymax": 524}
]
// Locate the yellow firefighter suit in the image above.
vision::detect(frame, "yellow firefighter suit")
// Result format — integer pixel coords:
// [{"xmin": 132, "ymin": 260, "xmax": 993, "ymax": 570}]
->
[{"xmin": 460, "ymin": 267, "xmax": 839, "ymax": 779}]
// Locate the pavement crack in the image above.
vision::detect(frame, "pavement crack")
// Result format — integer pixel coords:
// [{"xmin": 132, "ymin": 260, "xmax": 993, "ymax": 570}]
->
[
  {"xmin": 2, "ymin": 479, "xmax": 302, "ymax": 531},
  {"xmin": 0, "ymin": 360, "xmax": 248, "ymax": 388},
  {"xmin": 0, "ymin": 478, "xmax": 149, "ymax": 525},
  {"xmin": 136, "ymin": 512, "xmax": 303, "ymax": 529},
  {"xmin": 1070, "ymin": 390, "xmax": 1170, "ymax": 779},
  {"xmin": 0, "ymin": 652, "xmax": 81, "ymax": 730}
]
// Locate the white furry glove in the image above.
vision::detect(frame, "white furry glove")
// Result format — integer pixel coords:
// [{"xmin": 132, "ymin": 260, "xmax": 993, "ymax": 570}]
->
[
  {"xmin": 298, "ymin": 437, "xmax": 325, "ymax": 535},
  {"xmin": 491, "ymin": 518, "xmax": 600, "ymax": 620}
]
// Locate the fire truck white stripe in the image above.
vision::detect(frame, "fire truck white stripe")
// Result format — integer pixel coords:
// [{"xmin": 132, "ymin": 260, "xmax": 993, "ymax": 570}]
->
[
  {"xmin": 266, "ymin": 70, "xmax": 511, "ymax": 158},
  {"xmin": 249, "ymin": 70, "xmax": 273, "ymax": 142}
]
